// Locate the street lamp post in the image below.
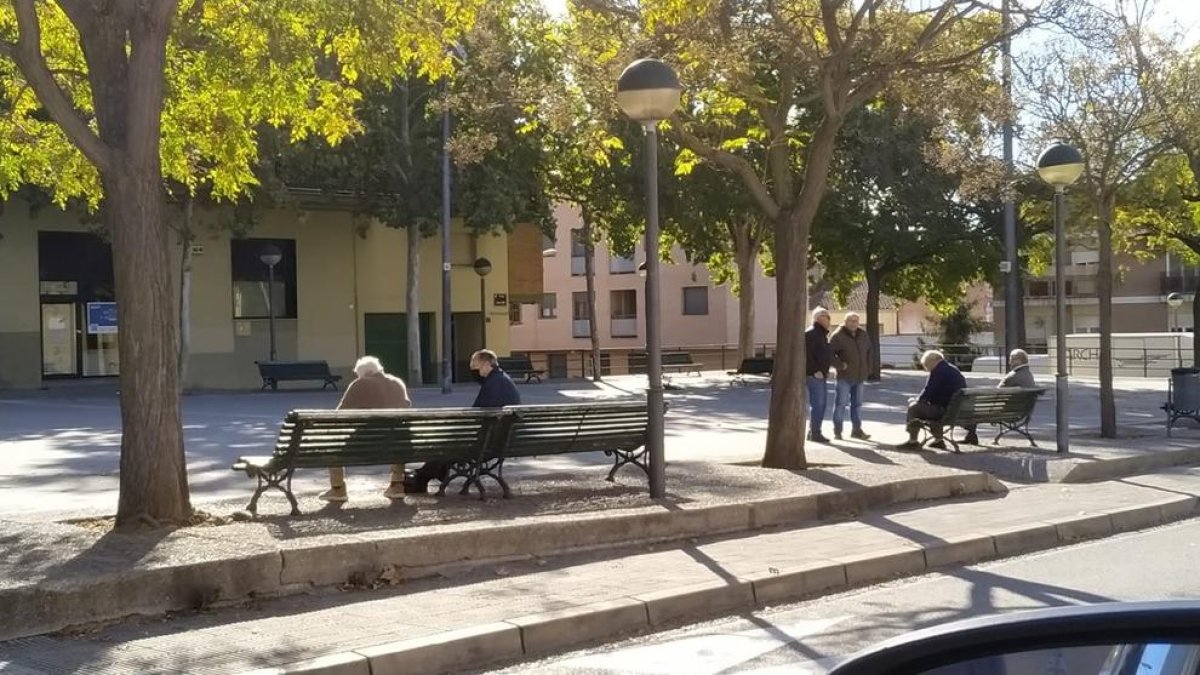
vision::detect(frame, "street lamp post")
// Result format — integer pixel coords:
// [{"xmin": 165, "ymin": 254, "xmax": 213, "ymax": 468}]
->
[
  {"xmin": 474, "ymin": 257, "xmax": 492, "ymax": 349},
  {"xmin": 1168, "ymin": 292, "xmax": 1185, "ymax": 366},
  {"xmin": 259, "ymin": 244, "xmax": 283, "ymax": 362},
  {"xmin": 616, "ymin": 58, "xmax": 681, "ymax": 499},
  {"xmin": 441, "ymin": 44, "xmax": 466, "ymax": 394},
  {"xmin": 1036, "ymin": 143, "xmax": 1085, "ymax": 454}
]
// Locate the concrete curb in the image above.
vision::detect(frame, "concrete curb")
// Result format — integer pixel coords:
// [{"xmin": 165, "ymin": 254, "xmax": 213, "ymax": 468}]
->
[
  {"xmin": 245, "ymin": 494, "xmax": 1199, "ymax": 675},
  {"xmin": 0, "ymin": 471, "xmax": 997, "ymax": 641}
]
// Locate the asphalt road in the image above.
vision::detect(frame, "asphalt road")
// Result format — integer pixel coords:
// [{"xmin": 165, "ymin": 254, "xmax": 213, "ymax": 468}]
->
[{"xmin": 483, "ymin": 517, "xmax": 1200, "ymax": 675}]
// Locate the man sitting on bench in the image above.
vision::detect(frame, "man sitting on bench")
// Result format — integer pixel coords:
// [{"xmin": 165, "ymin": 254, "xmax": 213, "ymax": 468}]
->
[
  {"xmin": 319, "ymin": 356, "xmax": 412, "ymax": 503},
  {"xmin": 403, "ymin": 349, "xmax": 521, "ymax": 494},
  {"xmin": 961, "ymin": 348, "xmax": 1037, "ymax": 445},
  {"xmin": 896, "ymin": 349, "xmax": 966, "ymax": 451}
]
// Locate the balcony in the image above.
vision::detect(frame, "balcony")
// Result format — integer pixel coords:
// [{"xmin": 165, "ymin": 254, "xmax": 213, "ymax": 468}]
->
[
  {"xmin": 1162, "ymin": 272, "xmax": 1199, "ymax": 295},
  {"xmin": 609, "ymin": 256, "xmax": 636, "ymax": 274},
  {"xmin": 1026, "ymin": 279, "xmax": 1096, "ymax": 299},
  {"xmin": 611, "ymin": 317, "xmax": 638, "ymax": 338},
  {"xmin": 572, "ymin": 319, "xmax": 592, "ymax": 338}
]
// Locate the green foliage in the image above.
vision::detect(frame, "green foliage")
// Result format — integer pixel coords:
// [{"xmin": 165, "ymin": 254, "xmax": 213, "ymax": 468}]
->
[{"xmin": 0, "ymin": 0, "xmax": 482, "ymax": 207}]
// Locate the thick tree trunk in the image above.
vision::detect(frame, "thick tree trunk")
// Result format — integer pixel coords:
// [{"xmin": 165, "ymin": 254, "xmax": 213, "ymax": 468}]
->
[
  {"xmin": 582, "ymin": 217, "xmax": 602, "ymax": 381},
  {"xmin": 1097, "ymin": 198, "xmax": 1117, "ymax": 438},
  {"xmin": 405, "ymin": 224, "xmax": 423, "ymax": 384},
  {"xmin": 732, "ymin": 221, "xmax": 760, "ymax": 359},
  {"xmin": 178, "ymin": 196, "xmax": 194, "ymax": 390},
  {"xmin": 762, "ymin": 116, "xmax": 842, "ymax": 470},
  {"xmin": 866, "ymin": 269, "xmax": 883, "ymax": 381}
]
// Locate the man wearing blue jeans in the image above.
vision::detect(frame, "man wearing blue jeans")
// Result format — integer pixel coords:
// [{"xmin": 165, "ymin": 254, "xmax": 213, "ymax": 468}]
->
[
  {"xmin": 805, "ymin": 307, "xmax": 834, "ymax": 443},
  {"xmin": 830, "ymin": 312, "xmax": 873, "ymax": 441}
]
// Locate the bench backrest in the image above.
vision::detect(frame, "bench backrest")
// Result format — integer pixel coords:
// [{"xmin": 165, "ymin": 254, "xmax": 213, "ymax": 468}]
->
[
  {"xmin": 499, "ymin": 402, "xmax": 651, "ymax": 458},
  {"xmin": 258, "ymin": 360, "xmax": 333, "ymax": 379},
  {"xmin": 277, "ymin": 408, "xmax": 501, "ymax": 468},
  {"xmin": 498, "ymin": 356, "xmax": 535, "ymax": 372},
  {"xmin": 944, "ymin": 387, "xmax": 1045, "ymax": 425},
  {"xmin": 662, "ymin": 352, "xmax": 695, "ymax": 366},
  {"xmin": 738, "ymin": 357, "xmax": 773, "ymax": 375}
]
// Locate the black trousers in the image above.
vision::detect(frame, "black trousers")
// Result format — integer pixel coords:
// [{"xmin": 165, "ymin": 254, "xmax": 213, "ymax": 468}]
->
[
  {"xmin": 906, "ymin": 400, "xmax": 945, "ymax": 440},
  {"xmin": 410, "ymin": 461, "xmax": 449, "ymax": 485}
]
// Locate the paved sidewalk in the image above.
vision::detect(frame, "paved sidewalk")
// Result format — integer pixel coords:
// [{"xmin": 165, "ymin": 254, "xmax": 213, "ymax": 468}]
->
[{"xmin": 2, "ymin": 467, "xmax": 1197, "ymax": 675}]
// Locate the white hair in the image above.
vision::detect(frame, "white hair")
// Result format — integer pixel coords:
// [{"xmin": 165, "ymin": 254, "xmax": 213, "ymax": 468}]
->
[
  {"xmin": 843, "ymin": 312, "xmax": 861, "ymax": 322},
  {"xmin": 354, "ymin": 356, "xmax": 385, "ymax": 378},
  {"xmin": 1009, "ymin": 349, "xmax": 1029, "ymax": 367},
  {"xmin": 811, "ymin": 306, "xmax": 830, "ymax": 322},
  {"xmin": 920, "ymin": 350, "xmax": 945, "ymax": 369}
]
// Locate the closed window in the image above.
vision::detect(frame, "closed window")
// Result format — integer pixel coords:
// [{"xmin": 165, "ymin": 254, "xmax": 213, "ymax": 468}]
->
[
  {"xmin": 509, "ymin": 304, "xmax": 523, "ymax": 325},
  {"xmin": 570, "ymin": 229, "xmax": 586, "ymax": 276},
  {"xmin": 682, "ymin": 286, "xmax": 709, "ymax": 315},
  {"xmin": 539, "ymin": 293, "xmax": 557, "ymax": 319},
  {"xmin": 610, "ymin": 290, "xmax": 637, "ymax": 319},
  {"xmin": 231, "ymin": 238, "xmax": 297, "ymax": 319},
  {"xmin": 572, "ymin": 291, "xmax": 591, "ymax": 338}
]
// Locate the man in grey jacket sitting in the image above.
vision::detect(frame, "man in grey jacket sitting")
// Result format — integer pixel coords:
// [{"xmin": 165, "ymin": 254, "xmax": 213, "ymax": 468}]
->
[{"xmin": 963, "ymin": 348, "xmax": 1036, "ymax": 445}]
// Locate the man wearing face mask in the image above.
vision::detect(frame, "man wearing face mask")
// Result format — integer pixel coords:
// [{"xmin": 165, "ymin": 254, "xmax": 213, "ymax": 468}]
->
[{"xmin": 404, "ymin": 349, "xmax": 521, "ymax": 493}]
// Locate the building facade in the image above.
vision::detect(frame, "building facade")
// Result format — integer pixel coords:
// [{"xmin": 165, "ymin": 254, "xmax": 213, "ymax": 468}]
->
[
  {"xmin": 0, "ymin": 198, "xmax": 539, "ymax": 390},
  {"xmin": 993, "ymin": 250, "xmax": 1198, "ymax": 348},
  {"xmin": 508, "ymin": 204, "xmax": 778, "ymax": 376}
]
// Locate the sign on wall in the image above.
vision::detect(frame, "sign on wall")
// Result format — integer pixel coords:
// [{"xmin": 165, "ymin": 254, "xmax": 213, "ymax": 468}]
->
[{"xmin": 86, "ymin": 302, "xmax": 118, "ymax": 334}]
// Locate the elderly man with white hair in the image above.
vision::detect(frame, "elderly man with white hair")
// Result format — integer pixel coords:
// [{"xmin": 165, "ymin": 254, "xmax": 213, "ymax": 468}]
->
[
  {"xmin": 897, "ymin": 349, "xmax": 966, "ymax": 451},
  {"xmin": 961, "ymin": 348, "xmax": 1036, "ymax": 445},
  {"xmin": 319, "ymin": 355, "xmax": 412, "ymax": 503},
  {"xmin": 804, "ymin": 307, "xmax": 835, "ymax": 443},
  {"xmin": 829, "ymin": 311, "xmax": 873, "ymax": 441}
]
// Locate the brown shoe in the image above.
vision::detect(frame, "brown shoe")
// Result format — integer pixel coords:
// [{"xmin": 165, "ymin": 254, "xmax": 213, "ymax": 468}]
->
[{"xmin": 851, "ymin": 429, "xmax": 871, "ymax": 441}]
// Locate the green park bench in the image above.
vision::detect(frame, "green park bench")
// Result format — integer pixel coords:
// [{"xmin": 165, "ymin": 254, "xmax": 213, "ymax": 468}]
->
[
  {"xmin": 497, "ymin": 355, "xmax": 544, "ymax": 383},
  {"xmin": 256, "ymin": 360, "xmax": 342, "ymax": 391},
  {"xmin": 231, "ymin": 401, "xmax": 655, "ymax": 514},
  {"xmin": 914, "ymin": 387, "xmax": 1046, "ymax": 453},
  {"xmin": 727, "ymin": 357, "xmax": 774, "ymax": 386}
]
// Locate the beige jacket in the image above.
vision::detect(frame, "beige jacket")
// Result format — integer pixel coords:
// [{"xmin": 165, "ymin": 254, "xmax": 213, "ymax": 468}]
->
[{"xmin": 337, "ymin": 372, "xmax": 412, "ymax": 410}]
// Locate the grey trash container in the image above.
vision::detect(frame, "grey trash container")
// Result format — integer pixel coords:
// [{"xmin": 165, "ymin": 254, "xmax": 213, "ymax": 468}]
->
[{"xmin": 1167, "ymin": 368, "xmax": 1200, "ymax": 436}]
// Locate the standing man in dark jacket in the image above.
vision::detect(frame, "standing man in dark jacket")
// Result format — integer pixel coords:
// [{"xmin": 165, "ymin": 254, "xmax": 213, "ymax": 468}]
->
[
  {"xmin": 829, "ymin": 312, "xmax": 873, "ymax": 441},
  {"xmin": 897, "ymin": 350, "xmax": 966, "ymax": 450},
  {"xmin": 405, "ymin": 349, "xmax": 521, "ymax": 493},
  {"xmin": 805, "ymin": 307, "xmax": 834, "ymax": 443}
]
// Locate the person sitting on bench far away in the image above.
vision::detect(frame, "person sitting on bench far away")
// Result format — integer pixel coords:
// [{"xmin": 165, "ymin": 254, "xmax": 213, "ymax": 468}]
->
[{"xmin": 896, "ymin": 349, "xmax": 966, "ymax": 451}]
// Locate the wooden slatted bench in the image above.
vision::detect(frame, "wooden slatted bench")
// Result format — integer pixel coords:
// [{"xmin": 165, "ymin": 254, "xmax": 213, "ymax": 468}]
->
[
  {"xmin": 728, "ymin": 357, "xmax": 773, "ymax": 386},
  {"xmin": 915, "ymin": 387, "xmax": 1046, "ymax": 453},
  {"xmin": 231, "ymin": 408, "xmax": 504, "ymax": 514},
  {"xmin": 497, "ymin": 355, "xmax": 544, "ymax": 384},
  {"xmin": 256, "ymin": 360, "xmax": 342, "ymax": 391}
]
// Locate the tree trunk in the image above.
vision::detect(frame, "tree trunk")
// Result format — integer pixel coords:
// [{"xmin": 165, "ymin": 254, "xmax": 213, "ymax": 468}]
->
[
  {"xmin": 178, "ymin": 195, "xmax": 194, "ymax": 390},
  {"xmin": 1097, "ymin": 196, "xmax": 1117, "ymax": 438},
  {"xmin": 762, "ymin": 115, "xmax": 843, "ymax": 470},
  {"xmin": 866, "ymin": 269, "xmax": 883, "ymax": 381},
  {"xmin": 400, "ymin": 81, "xmax": 422, "ymax": 386},
  {"xmin": 732, "ymin": 220, "xmax": 760, "ymax": 359},
  {"xmin": 582, "ymin": 216, "xmax": 602, "ymax": 381},
  {"xmin": 1193, "ymin": 276, "xmax": 1199, "ymax": 367},
  {"xmin": 405, "ymin": 223, "xmax": 423, "ymax": 384}
]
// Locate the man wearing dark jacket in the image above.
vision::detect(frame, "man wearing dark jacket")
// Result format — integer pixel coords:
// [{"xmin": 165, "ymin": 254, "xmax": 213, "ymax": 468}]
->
[
  {"xmin": 829, "ymin": 311, "xmax": 873, "ymax": 441},
  {"xmin": 405, "ymin": 349, "xmax": 521, "ymax": 493},
  {"xmin": 805, "ymin": 307, "xmax": 834, "ymax": 443},
  {"xmin": 897, "ymin": 349, "xmax": 966, "ymax": 450}
]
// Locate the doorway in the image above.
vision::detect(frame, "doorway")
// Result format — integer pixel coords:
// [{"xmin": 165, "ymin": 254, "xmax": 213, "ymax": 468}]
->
[
  {"xmin": 363, "ymin": 313, "xmax": 436, "ymax": 385},
  {"xmin": 38, "ymin": 232, "xmax": 118, "ymax": 379}
]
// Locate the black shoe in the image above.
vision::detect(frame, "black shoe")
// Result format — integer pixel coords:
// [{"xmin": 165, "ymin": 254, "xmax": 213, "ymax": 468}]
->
[
  {"xmin": 834, "ymin": 431, "xmax": 843, "ymax": 441},
  {"xmin": 963, "ymin": 433, "xmax": 979, "ymax": 445},
  {"xmin": 928, "ymin": 440, "xmax": 947, "ymax": 451},
  {"xmin": 807, "ymin": 432, "xmax": 831, "ymax": 444},
  {"xmin": 895, "ymin": 440, "xmax": 922, "ymax": 451},
  {"xmin": 402, "ymin": 476, "xmax": 429, "ymax": 494}
]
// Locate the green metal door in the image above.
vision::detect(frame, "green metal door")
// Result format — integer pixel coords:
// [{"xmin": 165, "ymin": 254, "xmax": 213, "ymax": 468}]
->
[{"xmin": 363, "ymin": 313, "xmax": 436, "ymax": 385}]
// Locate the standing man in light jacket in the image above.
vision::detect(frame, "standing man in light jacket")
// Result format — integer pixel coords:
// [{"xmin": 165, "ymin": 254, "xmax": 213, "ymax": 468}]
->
[
  {"xmin": 830, "ymin": 312, "xmax": 873, "ymax": 441},
  {"xmin": 805, "ymin": 307, "xmax": 834, "ymax": 443}
]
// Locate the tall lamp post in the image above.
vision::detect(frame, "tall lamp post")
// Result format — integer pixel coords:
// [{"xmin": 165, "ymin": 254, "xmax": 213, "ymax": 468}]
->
[
  {"xmin": 616, "ymin": 58, "xmax": 681, "ymax": 499},
  {"xmin": 259, "ymin": 244, "xmax": 283, "ymax": 362},
  {"xmin": 1168, "ymin": 292, "xmax": 1185, "ymax": 366},
  {"xmin": 1036, "ymin": 143, "xmax": 1085, "ymax": 454},
  {"xmin": 473, "ymin": 257, "xmax": 492, "ymax": 348},
  {"xmin": 441, "ymin": 43, "xmax": 467, "ymax": 394}
]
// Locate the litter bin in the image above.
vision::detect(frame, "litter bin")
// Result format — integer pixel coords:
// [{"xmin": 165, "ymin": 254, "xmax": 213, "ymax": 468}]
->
[{"xmin": 1167, "ymin": 368, "xmax": 1200, "ymax": 436}]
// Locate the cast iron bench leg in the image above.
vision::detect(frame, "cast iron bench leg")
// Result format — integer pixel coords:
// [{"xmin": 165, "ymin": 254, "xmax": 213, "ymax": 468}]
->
[{"xmin": 605, "ymin": 447, "xmax": 648, "ymax": 481}]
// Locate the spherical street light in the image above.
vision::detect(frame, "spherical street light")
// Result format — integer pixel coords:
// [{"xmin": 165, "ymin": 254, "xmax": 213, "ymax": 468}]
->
[
  {"xmin": 258, "ymin": 244, "xmax": 283, "ymax": 267},
  {"xmin": 1167, "ymin": 292, "xmax": 1185, "ymax": 309},
  {"xmin": 615, "ymin": 59, "xmax": 682, "ymax": 123},
  {"xmin": 1036, "ymin": 143, "xmax": 1085, "ymax": 188},
  {"xmin": 473, "ymin": 257, "xmax": 493, "ymax": 277}
]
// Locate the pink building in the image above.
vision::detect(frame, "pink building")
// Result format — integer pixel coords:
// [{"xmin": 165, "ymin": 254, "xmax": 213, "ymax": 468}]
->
[{"xmin": 508, "ymin": 204, "xmax": 777, "ymax": 377}]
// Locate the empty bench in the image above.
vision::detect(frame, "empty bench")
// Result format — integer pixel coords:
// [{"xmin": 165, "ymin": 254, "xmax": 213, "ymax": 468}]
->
[
  {"xmin": 728, "ymin": 357, "xmax": 773, "ymax": 385},
  {"xmin": 232, "ymin": 401, "xmax": 656, "ymax": 512},
  {"xmin": 257, "ymin": 360, "xmax": 342, "ymax": 391},
  {"xmin": 498, "ymin": 355, "xmax": 544, "ymax": 384},
  {"xmin": 914, "ymin": 387, "xmax": 1046, "ymax": 453},
  {"xmin": 629, "ymin": 351, "xmax": 702, "ymax": 377}
]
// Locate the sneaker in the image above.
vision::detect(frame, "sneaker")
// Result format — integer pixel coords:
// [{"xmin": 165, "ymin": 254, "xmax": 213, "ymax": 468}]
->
[
  {"xmin": 963, "ymin": 433, "xmax": 980, "ymax": 445},
  {"xmin": 319, "ymin": 485, "xmax": 348, "ymax": 503},
  {"xmin": 928, "ymin": 440, "xmax": 947, "ymax": 451},
  {"xmin": 895, "ymin": 440, "xmax": 922, "ymax": 451},
  {"xmin": 807, "ymin": 432, "xmax": 831, "ymax": 444},
  {"xmin": 851, "ymin": 429, "xmax": 871, "ymax": 441},
  {"xmin": 383, "ymin": 482, "xmax": 406, "ymax": 500}
]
